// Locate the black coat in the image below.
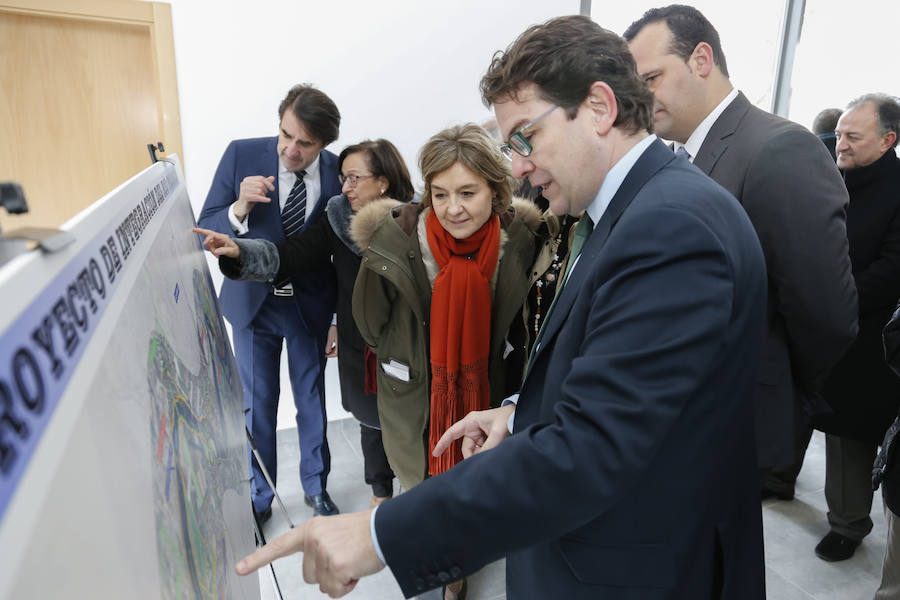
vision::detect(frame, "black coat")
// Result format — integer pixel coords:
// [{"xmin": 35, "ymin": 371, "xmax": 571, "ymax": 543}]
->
[
  {"xmin": 815, "ymin": 150, "xmax": 900, "ymax": 443},
  {"xmin": 275, "ymin": 194, "xmax": 399, "ymax": 427},
  {"xmin": 877, "ymin": 301, "xmax": 900, "ymax": 514}
]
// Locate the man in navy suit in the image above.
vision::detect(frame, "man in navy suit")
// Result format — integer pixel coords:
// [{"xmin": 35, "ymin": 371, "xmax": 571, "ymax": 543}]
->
[
  {"xmin": 198, "ymin": 84, "xmax": 342, "ymax": 519},
  {"xmin": 234, "ymin": 18, "xmax": 767, "ymax": 599}
]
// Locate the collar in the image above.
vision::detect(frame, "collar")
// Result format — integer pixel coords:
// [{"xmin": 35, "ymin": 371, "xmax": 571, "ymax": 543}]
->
[
  {"xmin": 844, "ymin": 148, "xmax": 900, "ymax": 190},
  {"xmin": 585, "ymin": 134, "xmax": 657, "ymax": 225},
  {"xmin": 278, "ymin": 154, "xmax": 321, "ymax": 179},
  {"xmin": 325, "ymin": 194, "xmax": 362, "ymax": 256},
  {"xmin": 676, "ymin": 88, "xmax": 739, "ymax": 160}
]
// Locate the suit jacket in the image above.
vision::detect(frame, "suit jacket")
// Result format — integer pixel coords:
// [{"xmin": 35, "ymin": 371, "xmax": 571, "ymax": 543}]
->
[
  {"xmin": 376, "ymin": 139, "xmax": 768, "ymax": 600},
  {"xmin": 197, "ymin": 136, "xmax": 339, "ymax": 334},
  {"xmin": 693, "ymin": 92, "xmax": 858, "ymax": 467}
]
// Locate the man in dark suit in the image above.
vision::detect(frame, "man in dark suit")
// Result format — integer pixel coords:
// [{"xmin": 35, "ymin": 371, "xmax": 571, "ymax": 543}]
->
[
  {"xmin": 625, "ymin": 5, "xmax": 858, "ymax": 485},
  {"xmin": 807, "ymin": 94, "xmax": 900, "ymax": 561},
  {"xmin": 234, "ymin": 17, "xmax": 768, "ymax": 599},
  {"xmin": 197, "ymin": 84, "xmax": 342, "ymax": 519}
]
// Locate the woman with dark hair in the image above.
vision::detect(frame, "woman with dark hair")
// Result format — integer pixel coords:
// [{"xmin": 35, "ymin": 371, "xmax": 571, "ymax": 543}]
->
[
  {"xmin": 349, "ymin": 124, "xmax": 542, "ymax": 600},
  {"xmin": 195, "ymin": 138, "xmax": 414, "ymax": 508}
]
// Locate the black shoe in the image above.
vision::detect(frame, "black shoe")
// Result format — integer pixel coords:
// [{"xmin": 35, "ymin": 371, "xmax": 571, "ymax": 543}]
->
[
  {"xmin": 250, "ymin": 503, "xmax": 272, "ymax": 544},
  {"xmin": 761, "ymin": 487, "xmax": 794, "ymax": 501},
  {"xmin": 304, "ymin": 491, "xmax": 340, "ymax": 516},
  {"xmin": 815, "ymin": 531, "xmax": 860, "ymax": 562},
  {"xmin": 253, "ymin": 505, "xmax": 272, "ymax": 527}
]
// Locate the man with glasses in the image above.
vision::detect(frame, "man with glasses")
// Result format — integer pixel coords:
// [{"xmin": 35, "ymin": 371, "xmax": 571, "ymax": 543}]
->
[
  {"xmin": 197, "ymin": 84, "xmax": 342, "ymax": 523},
  {"xmin": 234, "ymin": 17, "xmax": 768, "ymax": 598}
]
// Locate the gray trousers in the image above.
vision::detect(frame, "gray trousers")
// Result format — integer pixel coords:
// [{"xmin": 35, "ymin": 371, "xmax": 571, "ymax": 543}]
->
[
  {"xmin": 766, "ymin": 431, "xmax": 877, "ymax": 541},
  {"xmin": 825, "ymin": 434, "xmax": 877, "ymax": 540},
  {"xmin": 875, "ymin": 503, "xmax": 900, "ymax": 600}
]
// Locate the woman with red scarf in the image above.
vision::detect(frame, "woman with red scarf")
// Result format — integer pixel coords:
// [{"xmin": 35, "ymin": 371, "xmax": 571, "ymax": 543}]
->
[{"xmin": 350, "ymin": 124, "xmax": 541, "ymax": 600}]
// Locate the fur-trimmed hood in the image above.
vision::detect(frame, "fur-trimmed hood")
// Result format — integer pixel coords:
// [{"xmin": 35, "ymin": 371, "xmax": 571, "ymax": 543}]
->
[
  {"xmin": 349, "ymin": 198, "xmax": 409, "ymax": 251},
  {"xmin": 511, "ymin": 197, "xmax": 542, "ymax": 234}
]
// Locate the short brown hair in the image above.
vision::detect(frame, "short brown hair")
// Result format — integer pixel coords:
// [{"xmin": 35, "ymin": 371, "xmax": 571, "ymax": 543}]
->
[
  {"xmin": 481, "ymin": 15, "xmax": 653, "ymax": 135},
  {"xmin": 278, "ymin": 84, "xmax": 340, "ymax": 146},
  {"xmin": 338, "ymin": 139, "xmax": 415, "ymax": 201},
  {"xmin": 624, "ymin": 5, "xmax": 730, "ymax": 78},
  {"xmin": 812, "ymin": 108, "xmax": 842, "ymax": 136},
  {"xmin": 419, "ymin": 124, "xmax": 513, "ymax": 214}
]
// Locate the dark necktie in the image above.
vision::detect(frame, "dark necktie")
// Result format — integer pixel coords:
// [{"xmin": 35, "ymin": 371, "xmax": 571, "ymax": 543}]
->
[
  {"xmin": 528, "ymin": 213, "xmax": 594, "ymax": 364},
  {"xmin": 281, "ymin": 170, "xmax": 307, "ymax": 238}
]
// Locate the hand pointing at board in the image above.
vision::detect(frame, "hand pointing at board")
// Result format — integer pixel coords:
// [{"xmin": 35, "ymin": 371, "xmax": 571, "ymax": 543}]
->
[{"xmin": 192, "ymin": 227, "xmax": 240, "ymax": 258}]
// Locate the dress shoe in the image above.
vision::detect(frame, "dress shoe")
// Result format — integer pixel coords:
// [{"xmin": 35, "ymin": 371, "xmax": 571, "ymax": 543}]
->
[
  {"xmin": 252, "ymin": 505, "xmax": 272, "ymax": 529},
  {"xmin": 304, "ymin": 491, "xmax": 340, "ymax": 516},
  {"xmin": 760, "ymin": 487, "xmax": 794, "ymax": 501},
  {"xmin": 815, "ymin": 531, "xmax": 860, "ymax": 562}
]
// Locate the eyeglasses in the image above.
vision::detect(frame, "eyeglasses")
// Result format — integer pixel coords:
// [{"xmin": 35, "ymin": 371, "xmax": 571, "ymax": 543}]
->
[
  {"xmin": 339, "ymin": 173, "xmax": 376, "ymax": 187},
  {"xmin": 499, "ymin": 104, "xmax": 560, "ymax": 159}
]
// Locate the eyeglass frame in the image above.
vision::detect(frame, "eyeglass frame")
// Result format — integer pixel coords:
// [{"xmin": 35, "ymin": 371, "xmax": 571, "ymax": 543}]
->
[
  {"xmin": 499, "ymin": 104, "xmax": 560, "ymax": 159},
  {"xmin": 338, "ymin": 173, "xmax": 377, "ymax": 187}
]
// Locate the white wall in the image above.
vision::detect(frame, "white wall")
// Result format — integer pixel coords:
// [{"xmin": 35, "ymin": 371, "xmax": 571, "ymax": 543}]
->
[{"xmin": 161, "ymin": 0, "xmax": 580, "ymax": 217}]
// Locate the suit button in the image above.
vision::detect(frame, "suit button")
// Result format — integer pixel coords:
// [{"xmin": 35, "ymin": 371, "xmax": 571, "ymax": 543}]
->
[
  {"xmin": 438, "ymin": 571, "xmax": 450, "ymax": 583},
  {"xmin": 426, "ymin": 575, "xmax": 438, "ymax": 587},
  {"xmin": 450, "ymin": 566, "xmax": 462, "ymax": 578},
  {"xmin": 408, "ymin": 251, "xmax": 416, "ymax": 259},
  {"xmin": 381, "ymin": 265, "xmax": 388, "ymax": 271},
  {"xmin": 414, "ymin": 578, "xmax": 425, "ymax": 590}
]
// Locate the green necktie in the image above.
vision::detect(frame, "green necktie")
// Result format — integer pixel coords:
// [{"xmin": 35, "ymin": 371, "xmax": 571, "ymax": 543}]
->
[{"xmin": 528, "ymin": 214, "xmax": 594, "ymax": 364}]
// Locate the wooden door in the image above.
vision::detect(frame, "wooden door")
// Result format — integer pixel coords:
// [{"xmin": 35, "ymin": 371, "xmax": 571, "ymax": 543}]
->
[{"xmin": 0, "ymin": 1, "xmax": 182, "ymax": 232}]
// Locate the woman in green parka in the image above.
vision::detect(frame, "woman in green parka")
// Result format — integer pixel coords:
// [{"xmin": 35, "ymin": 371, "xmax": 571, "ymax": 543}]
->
[
  {"xmin": 349, "ymin": 124, "xmax": 542, "ymax": 490},
  {"xmin": 350, "ymin": 124, "xmax": 541, "ymax": 599}
]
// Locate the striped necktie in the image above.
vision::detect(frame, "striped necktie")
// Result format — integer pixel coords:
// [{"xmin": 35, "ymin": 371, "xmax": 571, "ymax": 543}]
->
[{"xmin": 281, "ymin": 170, "xmax": 307, "ymax": 238}]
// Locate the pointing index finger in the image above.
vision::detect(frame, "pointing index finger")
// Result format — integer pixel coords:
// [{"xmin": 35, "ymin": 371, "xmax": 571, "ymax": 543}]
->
[
  {"xmin": 432, "ymin": 418, "xmax": 466, "ymax": 457},
  {"xmin": 235, "ymin": 522, "xmax": 308, "ymax": 575}
]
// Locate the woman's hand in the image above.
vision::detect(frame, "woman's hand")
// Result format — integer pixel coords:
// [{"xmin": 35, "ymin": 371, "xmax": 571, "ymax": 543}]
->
[
  {"xmin": 192, "ymin": 227, "xmax": 240, "ymax": 259},
  {"xmin": 324, "ymin": 324, "xmax": 338, "ymax": 358}
]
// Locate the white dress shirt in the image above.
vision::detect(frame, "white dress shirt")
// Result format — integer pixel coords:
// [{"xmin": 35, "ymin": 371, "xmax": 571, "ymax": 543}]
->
[
  {"xmin": 673, "ymin": 88, "xmax": 738, "ymax": 162},
  {"xmin": 228, "ymin": 154, "xmax": 322, "ymax": 235}
]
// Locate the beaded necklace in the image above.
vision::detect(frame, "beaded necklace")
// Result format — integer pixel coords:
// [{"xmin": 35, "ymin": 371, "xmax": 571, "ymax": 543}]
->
[{"xmin": 529, "ymin": 215, "xmax": 574, "ymax": 336}]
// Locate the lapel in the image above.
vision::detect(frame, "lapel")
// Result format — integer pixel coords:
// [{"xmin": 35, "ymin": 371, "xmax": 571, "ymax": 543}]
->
[
  {"xmin": 527, "ymin": 138, "xmax": 675, "ymax": 372},
  {"xmin": 693, "ymin": 91, "xmax": 750, "ymax": 175},
  {"xmin": 254, "ymin": 137, "xmax": 282, "ymax": 238}
]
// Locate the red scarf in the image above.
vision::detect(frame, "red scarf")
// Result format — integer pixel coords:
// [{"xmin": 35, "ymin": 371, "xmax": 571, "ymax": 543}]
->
[{"xmin": 426, "ymin": 210, "xmax": 501, "ymax": 475}]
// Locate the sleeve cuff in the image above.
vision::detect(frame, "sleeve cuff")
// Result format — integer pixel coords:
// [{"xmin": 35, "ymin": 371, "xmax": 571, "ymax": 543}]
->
[
  {"xmin": 501, "ymin": 393, "xmax": 519, "ymax": 433},
  {"xmin": 228, "ymin": 203, "xmax": 250, "ymax": 235},
  {"xmin": 370, "ymin": 505, "xmax": 386, "ymax": 564}
]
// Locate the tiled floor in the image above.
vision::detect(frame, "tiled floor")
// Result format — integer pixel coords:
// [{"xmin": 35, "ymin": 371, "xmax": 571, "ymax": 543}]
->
[
  {"xmin": 254, "ymin": 420, "xmax": 887, "ymax": 600},
  {"xmin": 258, "ymin": 356, "xmax": 887, "ymax": 599}
]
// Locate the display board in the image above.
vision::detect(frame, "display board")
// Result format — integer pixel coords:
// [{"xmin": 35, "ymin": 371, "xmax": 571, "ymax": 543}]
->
[{"xmin": 0, "ymin": 157, "xmax": 259, "ymax": 599}]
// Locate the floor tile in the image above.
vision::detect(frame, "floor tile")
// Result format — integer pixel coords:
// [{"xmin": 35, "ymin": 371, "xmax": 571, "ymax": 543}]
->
[{"xmin": 256, "ymin": 413, "xmax": 886, "ymax": 599}]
